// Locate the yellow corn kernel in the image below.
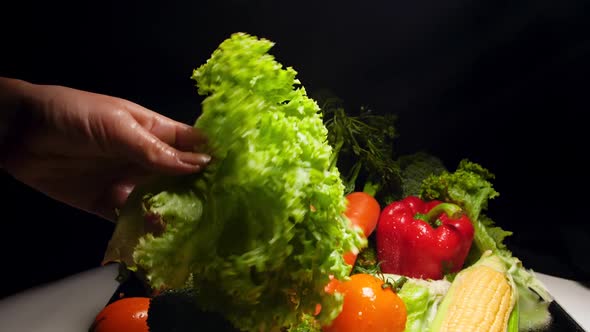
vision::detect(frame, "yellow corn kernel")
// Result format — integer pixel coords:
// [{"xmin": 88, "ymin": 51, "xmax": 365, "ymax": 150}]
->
[
  {"xmin": 439, "ymin": 265, "xmax": 512, "ymax": 332},
  {"xmin": 431, "ymin": 251, "xmax": 516, "ymax": 332}
]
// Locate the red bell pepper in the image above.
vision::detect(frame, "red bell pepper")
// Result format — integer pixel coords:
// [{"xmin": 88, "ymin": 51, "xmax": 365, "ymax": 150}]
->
[{"xmin": 376, "ymin": 196, "xmax": 474, "ymax": 280}]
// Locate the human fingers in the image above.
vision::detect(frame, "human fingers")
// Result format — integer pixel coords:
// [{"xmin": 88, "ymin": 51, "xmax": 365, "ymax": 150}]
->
[
  {"xmin": 90, "ymin": 163, "xmax": 166, "ymax": 222},
  {"xmin": 94, "ymin": 182, "xmax": 135, "ymax": 222},
  {"xmin": 124, "ymin": 102, "xmax": 208, "ymax": 152},
  {"xmin": 112, "ymin": 111, "xmax": 211, "ymax": 174}
]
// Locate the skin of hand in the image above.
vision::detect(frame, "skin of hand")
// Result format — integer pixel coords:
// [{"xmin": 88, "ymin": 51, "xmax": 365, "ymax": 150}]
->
[{"xmin": 0, "ymin": 77, "xmax": 210, "ymax": 221}]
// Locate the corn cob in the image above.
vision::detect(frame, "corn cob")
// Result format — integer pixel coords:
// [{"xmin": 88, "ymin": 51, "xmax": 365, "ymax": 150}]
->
[{"xmin": 430, "ymin": 250, "xmax": 517, "ymax": 332}]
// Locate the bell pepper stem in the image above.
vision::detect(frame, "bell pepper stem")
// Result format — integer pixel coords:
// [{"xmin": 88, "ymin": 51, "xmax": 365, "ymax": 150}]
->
[{"xmin": 420, "ymin": 202, "xmax": 463, "ymax": 227}]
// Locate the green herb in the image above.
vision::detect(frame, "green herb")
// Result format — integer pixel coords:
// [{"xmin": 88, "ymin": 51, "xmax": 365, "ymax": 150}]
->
[
  {"xmin": 321, "ymin": 97, "xmax": 399, "ymax": 199},
  {"xmin": 320, "ymin": 96, "xmax": 445, "ymax": 207},
  {"xmin": 351, "ymin": 245, "xmax": 381, "ymax": 275}
]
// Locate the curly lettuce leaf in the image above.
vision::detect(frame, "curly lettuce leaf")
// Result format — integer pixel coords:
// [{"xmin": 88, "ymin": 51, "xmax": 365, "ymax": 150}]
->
[
  {"xmin": 288, "ymin": 314, "xmax": 322, "ymax": 332},
  {"xmin": 102, "ymin": 176, "xmax": 190, "ymax": 269},
  {"xmin": 419, "ymin": 159, "xmax": 553, "ymax": 330},
  {"xmin": 110, "ymin": 33, "xmax": 365, "ymax": 332}
]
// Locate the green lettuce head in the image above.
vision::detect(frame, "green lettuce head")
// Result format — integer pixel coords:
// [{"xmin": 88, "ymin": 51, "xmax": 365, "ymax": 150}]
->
[{"xmin": 105, "ymin": 32, "xmax": 365, "ymax": 331}]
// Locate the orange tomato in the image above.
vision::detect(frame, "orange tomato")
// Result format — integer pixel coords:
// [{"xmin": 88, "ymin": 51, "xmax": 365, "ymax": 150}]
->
[
  {"xmin": 322, "ymin": 273, "xmax": 407, "ymax": 332},
  {"xmin": 90, "ymin": 297, "xmax": 150, "ymax": 332},
  {"xmin": 324, "ymin": 276, "xmax": 341, "ymax": 294},
  {"xmin": 345, "ymin": 192, "xmax": 380, "ymax": 238}
]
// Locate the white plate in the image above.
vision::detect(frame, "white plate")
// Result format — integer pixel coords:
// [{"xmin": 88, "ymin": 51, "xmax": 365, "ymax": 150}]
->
[
  {"xmin": 0, "ymin": 264, "xmax": 118, "ymax": 332},
  {"xmin": 0, "ymin": 265, "xmax": 587, "ymax": 332},
  {"xmin": 536, "ymin": 272, "xmax": 589, "ymax": 330}
]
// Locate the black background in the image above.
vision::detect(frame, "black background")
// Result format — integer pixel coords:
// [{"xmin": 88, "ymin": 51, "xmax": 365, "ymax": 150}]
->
[{"xmin": 1, "ymin": 0, "xmax": 589, "ymax": 298}]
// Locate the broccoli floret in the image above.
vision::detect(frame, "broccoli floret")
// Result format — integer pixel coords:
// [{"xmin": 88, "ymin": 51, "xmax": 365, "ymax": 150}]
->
[{"xmin": 147, "ymin": 288, "xmax": 240, "ymax": 332}]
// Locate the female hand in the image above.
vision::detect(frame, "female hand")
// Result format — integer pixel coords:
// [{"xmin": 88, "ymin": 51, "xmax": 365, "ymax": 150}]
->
[{"xmin": 0, "ymin": 78, "xmax": 210, "ymax": 221}]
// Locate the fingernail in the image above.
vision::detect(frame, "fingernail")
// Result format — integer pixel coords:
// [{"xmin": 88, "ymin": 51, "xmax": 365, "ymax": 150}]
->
[
  {"xmin": 181, "ymin": 152, "xmax": 211, "ymax": 166},
  {"xmin": 198, "ymin": 153, "xmax": 211, "ymax": 164}
]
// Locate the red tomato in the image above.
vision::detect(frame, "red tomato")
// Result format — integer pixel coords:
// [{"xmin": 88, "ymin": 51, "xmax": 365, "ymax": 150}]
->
[
  {"xmin": 322, "ymin": 274, "xmax": 407, "ymax": 332},
  {"xmin": 342, "ymin": 251, "xmax": 358, "ymax": 266},
  {"xmin": 345, "ymin": 192, "xmax": 381, "ymax": 238},
  {"xmin": 342, "ymin": 192, "xmax": 381, "ymax": 266},
  {"xmin": 90, "ymin": 297, "xmax": 150, "ymax": 332}
]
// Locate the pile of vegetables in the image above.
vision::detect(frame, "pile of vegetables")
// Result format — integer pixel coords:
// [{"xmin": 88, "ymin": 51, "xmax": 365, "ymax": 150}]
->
[{"xmin": 96, "ymin": 32, "xmax": 554, "ymax": 332}]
